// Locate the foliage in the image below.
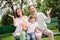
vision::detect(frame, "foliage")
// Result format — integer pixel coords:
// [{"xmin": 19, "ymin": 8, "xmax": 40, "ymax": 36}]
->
[
  {"xmin": 24, "ymin": 7, "xmax": 30, "ymax": 16},
  {"xmin": 36, "ymin": 0, "xmax": 60, "ymax": 18},
  {"xmin": 1, "ymin": 0, "xmax": 60, "ymax": 26},
  {"xmin": 1, "ymin": 9, "xmax": 13, "ymax": 26},
  {"xmin": 46, "ymin": 0, "xmax": 60, "ymax": 18}
]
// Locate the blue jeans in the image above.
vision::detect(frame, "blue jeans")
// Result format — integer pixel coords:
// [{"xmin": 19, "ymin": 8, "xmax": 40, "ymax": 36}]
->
[{"xmin": 26, "ymin": 32, "xmax": 36, "ymax": 40}]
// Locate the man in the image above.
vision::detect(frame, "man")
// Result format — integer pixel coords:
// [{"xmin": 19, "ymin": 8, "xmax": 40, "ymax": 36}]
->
[{"xmin": 28, "ymin": 5, "xmax": 54, "ymax": 40}]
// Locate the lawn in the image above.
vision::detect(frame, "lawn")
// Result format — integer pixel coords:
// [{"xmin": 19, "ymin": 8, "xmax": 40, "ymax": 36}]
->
[
  {"xmin": 0, "ymin": 34, "xmax": 60, "ymax": 40},
  {"xmin": 0, "ymin": 26, "xmax": 60, "ymax": 40}
]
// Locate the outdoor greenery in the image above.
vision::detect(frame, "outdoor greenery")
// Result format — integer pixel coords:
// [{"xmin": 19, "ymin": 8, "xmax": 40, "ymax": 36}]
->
[
  {"xmin": 24, "ymin": 7, "xmax": 30, "ymax": 16},
  {"xmin": 0, "ymin": 0, "xmax": 60, "ymax": 40},
  {"xmin": 1, "ymin": 9, "xmax": 13, "ymax": 26},
  {"xmin": 0, "ymin": 26, "xmax": 59, "ymax": 40},
  {"xmin": 36, "ymin": 0, "xmax": 60, "ymax": 18},
  {"xmin": 0, "ymin": 0, "xmax": 60, "ymax": 25}
]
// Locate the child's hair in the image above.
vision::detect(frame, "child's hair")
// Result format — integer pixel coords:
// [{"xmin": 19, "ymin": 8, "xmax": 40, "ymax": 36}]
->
[{"xmin": 29, "ymin": 15, "xmax": 37, "ymax": 22}]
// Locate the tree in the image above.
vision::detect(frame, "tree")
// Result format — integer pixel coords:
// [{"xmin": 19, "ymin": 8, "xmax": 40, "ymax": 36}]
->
[
  {"xmin": 1, "ymin": 9, "xmax": 13, "ymax": 26},
  {"xmin": 36, "ymin": 0, "xmax": 60, "ymax": 31},
  {"xmin": 41, "ymin": 0, "xmax": 60, "ymax": 32}
]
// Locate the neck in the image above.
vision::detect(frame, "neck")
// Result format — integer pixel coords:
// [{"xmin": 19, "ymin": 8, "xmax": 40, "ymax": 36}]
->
[
  {"xmin": 20, "ymin": 15, "xmax": 24, "ymax": 18},
  {"xmin": 31, "ymin": 12, "xmax": 37, "ymax": 16},
  {"xmin": 30, "ymin": 21, "xmax": 35, "ymax": 24},
  {"xmin": 31, "ymin": 14, "xmax": 37, "ymax": 17}
]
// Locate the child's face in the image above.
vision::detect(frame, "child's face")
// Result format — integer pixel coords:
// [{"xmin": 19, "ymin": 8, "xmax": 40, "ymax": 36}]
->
[{"xmin": 30, "ymin": 18, "xmax": 36, "ymax": 23}]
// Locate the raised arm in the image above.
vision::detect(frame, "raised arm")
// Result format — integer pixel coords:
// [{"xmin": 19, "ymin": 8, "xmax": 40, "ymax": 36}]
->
[
  {"xmin": 46, "ymin": 8, "xmax": 52, "ymax": 20},
  {"xmin": 8, "ymin": 14, "xmax": 16, "ymax": 24}
]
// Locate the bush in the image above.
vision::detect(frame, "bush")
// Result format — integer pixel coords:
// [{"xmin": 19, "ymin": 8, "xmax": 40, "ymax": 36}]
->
[
  {"xmin": 24, "ymin": 7, "xmax": 30, "ymax": 16},
  {"xmin": 1, "ymin": 9, "xmax": 13, "ymax": 26}
]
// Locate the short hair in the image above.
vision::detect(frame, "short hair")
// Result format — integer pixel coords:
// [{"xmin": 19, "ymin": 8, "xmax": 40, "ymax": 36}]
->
[
  {"xmin": 29, "ymin": 15, "xmax": 37, "ymax": 22},
  {"xmin": 28, "ymin": 5, "xmax": 35, "ymax": 10}
]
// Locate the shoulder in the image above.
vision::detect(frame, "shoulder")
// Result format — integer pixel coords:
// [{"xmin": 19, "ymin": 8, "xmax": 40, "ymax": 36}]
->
[
  {"xmin": 15, "ymin": 18, "xmax": 22, "ymax": 22},
  {"xmin": 24, "ymin": 15, "xmax": 27, "ymax": 17},
  {"xmin": 34, "ymin": 22, "xmax": 38, "ymax": 25},
  {"xmin": 37, "ymin": 12, "xmax": 45, "ymax": 15},
  {"xmin": 35, "ymin": 22, "xmax": 38, "ymax": 24}
]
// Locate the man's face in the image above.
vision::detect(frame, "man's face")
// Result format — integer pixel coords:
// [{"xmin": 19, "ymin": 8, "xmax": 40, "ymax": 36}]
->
[{"xmin": 29, "ymin": 6, "xmax": 37, "ymax": 15}]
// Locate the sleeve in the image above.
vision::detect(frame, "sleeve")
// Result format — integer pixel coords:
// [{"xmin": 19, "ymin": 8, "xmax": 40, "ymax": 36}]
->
[
  {"xmin": 14, "ymin": 18, "xmax": 22, "ymax": 27},
  {"xmin": 36, "ymin": 22, "xmax": 39, "ymax": 27},
  {"xmin": 25, "ymin": 16, "xmax": 29, "ymax": 20},
  {"xmin": 13, "ymin": 18, "xmax": 18, "ymax": 27},
  {"xmin": 41, "ymin": 13, "xmax": 51, "ymax": 23}
]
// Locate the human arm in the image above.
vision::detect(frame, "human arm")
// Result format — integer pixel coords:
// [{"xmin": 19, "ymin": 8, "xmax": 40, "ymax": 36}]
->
[
  {"xmin": 8, "ymin": 14, "xmax": 16, "ymax": 25},
  {"xmin": 35, "ymin": 27, "xmax": 40, "ymax": 33},
  {"xmin": 46, "ymin": 8, "xmax": 52, "ymax": 21},
  {"xmin": 41, "ymin": 8, "xmax": 52, "ymax": 23},
  {"xmin": 21, "ymin": 22, "xmax": 28, "ymax": 31}
]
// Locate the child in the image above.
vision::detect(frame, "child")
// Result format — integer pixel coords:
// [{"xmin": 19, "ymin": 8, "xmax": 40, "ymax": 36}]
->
[{"xmin": 26, "ymin": 15, "xmax": 39, "ymax": 40}]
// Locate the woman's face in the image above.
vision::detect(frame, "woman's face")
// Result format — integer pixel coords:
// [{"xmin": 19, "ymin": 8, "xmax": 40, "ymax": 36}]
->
[{"xmin": 16, "ymin": 9, "xmax": 23, "ymax": 17}]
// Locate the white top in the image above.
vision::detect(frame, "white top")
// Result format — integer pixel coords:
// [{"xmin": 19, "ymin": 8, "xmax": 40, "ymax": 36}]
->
[
  {"xmin": 14, "ymin": 16, "xmax": 28, "ymax": 27},
  {"xmin": 29, "ymin": 12, "xmax": 51, "ymax": 30},
  {"xmin": 27, "ymin": 22, "xmax": 39, "ymax": 33},
  {"xmin": 36, "ymin": 12, "xmax": 51, "ymax": 30},
  {"xmin": 13, "ymin": 16, "xmax": 28, "ymax": 36},
  {"xmin": 13, "ymin": 18, "xmax": 23, "ymax": 36}
]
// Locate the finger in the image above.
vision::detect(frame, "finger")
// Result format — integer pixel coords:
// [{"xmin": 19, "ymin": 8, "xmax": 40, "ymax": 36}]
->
[
  {"xmin": 8, "ymin": 14, "xmax": 14, "ymax": 18},
  {"xmin": 49, "ymin": 8, "xmax": 52, "ymax": 11},
  {"xmin": 8, "ymin": 14, "xmax": 11, "ymax": 16}
]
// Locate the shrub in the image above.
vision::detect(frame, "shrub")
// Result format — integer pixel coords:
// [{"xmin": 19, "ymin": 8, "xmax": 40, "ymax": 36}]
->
[
  {"xmin": 1, "ymin": 9, "xmax": 13, "ymax": 26},
  {"xmin": 24, "ymin": 7, "xmax": 30, "ymax": 16}
]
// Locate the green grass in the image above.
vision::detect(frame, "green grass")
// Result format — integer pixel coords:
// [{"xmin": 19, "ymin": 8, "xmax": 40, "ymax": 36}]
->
[
  {"xmin": 0, "ymin": 34, "xmax": 60, "ymax": 40},
  {"xmin": 0, "ymin": 26, "xmax": 60, "ymax": 40},
  {"xmin": 43, "ymin": 36, "xmax": 60, "ymax": 40}
]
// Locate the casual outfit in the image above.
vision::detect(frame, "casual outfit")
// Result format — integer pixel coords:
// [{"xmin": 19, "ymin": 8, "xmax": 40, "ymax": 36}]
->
[
  {"xmin": 13, "ymin": 18, "xmax": 23, "ymax": 40},
  {"xmin": 13, "ymin": 16, "xmax": 28, "ymax": 40},
  {"xmin": 26, "ymin": 22, "xmax": 39, "ymax": 40},
  {"xmin": 29, "ymin": 12, "xmax": 54, "ymax": 40}
]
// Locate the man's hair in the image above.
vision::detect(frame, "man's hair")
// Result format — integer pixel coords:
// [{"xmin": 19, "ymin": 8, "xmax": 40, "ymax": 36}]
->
[{"xmin": 28, "ymin": 5, "xmax": 35, "ymax": 10}]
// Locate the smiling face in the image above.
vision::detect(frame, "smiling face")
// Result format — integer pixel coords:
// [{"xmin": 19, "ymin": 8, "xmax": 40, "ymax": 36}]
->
[
  {"xmin": 29, "ymin": 15, "xmax": 36, "ymax": 23},
  {"xmin": 30, "ymin": 18, "xmax": 36, "ymax": 23},
  {"xmin": 16, "ymin": 9, "xmax": 23, "ymax": 17},
  {"xmin": 16, "ymin": 8, "xmax": 24, "ymax": 17},
  {"xmin": 29, "ymin": 5, "xmax": 37, "ymax": 15}
]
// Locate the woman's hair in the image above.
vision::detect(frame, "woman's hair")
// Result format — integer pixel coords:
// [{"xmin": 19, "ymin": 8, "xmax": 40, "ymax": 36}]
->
[
  {"xmin": 29, "ymin": 15, "xmax": 37, "ymax": 22},
  {"xmin": 15, "ymin": 8, "xmax": 24, "ymax": 18}
]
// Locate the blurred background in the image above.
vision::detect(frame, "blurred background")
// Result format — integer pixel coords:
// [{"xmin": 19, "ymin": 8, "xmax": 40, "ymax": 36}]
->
[{"xmin": 0, "ymin": 0, "xmax": 60, "ymax": 40}]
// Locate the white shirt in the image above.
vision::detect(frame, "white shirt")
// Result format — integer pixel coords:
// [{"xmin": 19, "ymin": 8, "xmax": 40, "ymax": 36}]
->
[
  {"xmin": 36, "ymin": 12, "xmax": 51, "ymax": 30},
  {"xmin": 13, "ymin": 18, "xmax": 23, "ymax": 36},
  {"xmin": 14, "ymin": 16, "xmax": 28, "ymax": 27},
  {"xmin": 27, "ymin": 22, "xmax": 39, "ymax": 33},
  {"xmin": 13, "ymin": 16, "xmax": 28, "ymax": 36},
  {"xmin": 29, "ymin": 12, "xmax": 51, "ymax": 30}
]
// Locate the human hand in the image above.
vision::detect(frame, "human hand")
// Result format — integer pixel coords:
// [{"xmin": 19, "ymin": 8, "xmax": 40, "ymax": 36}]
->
[
  {"xmin": 8, "ymin": 14, "xmax": 14, "ymax": 18},
  {"xmin": 47, "ymin": 8, "xmax": 52, "ymax": 15}
]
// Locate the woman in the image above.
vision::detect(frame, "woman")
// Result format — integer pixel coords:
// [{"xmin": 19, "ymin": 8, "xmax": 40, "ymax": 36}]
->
[{"xmin": 8, "ymin": 8, "xmax": 28, "ymax": 40}]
